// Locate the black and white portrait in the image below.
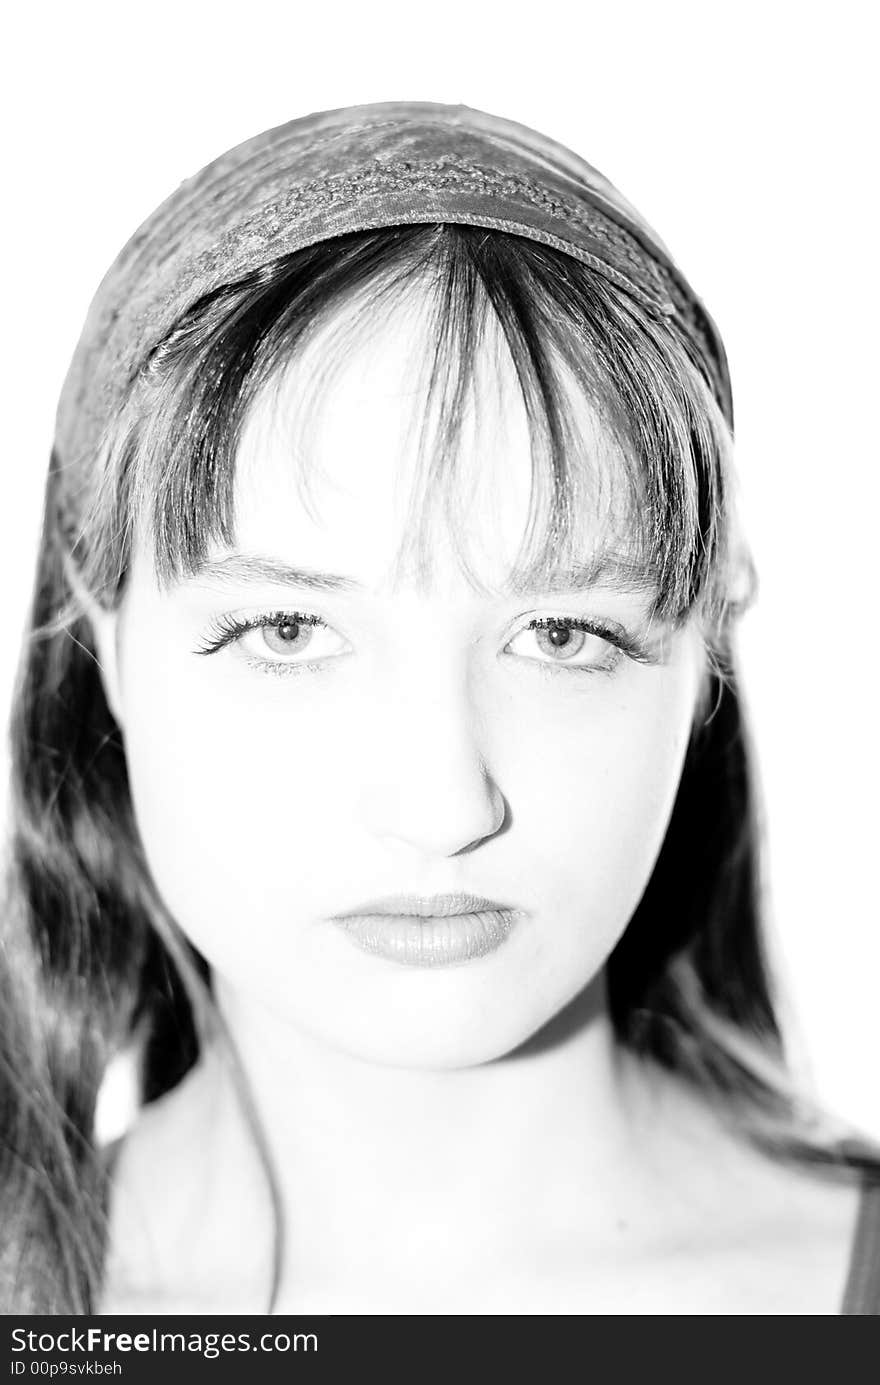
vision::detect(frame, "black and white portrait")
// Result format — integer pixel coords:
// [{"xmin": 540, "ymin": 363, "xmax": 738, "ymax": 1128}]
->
[{"xmin": 1, "ymin": 0, "xmax": 877, "ymax": 1325}]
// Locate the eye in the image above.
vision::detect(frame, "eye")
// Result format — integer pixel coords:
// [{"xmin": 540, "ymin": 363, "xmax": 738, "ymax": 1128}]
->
[
  {"xmin": 196, "ymin": 610, "xmax": 350, "ymax": 671},
  {"xmin": 503, "ymin": 617, "xmax": 623, "ymax": 672}
]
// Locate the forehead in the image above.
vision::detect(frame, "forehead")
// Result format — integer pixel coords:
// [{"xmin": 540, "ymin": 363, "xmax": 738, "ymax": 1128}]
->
[{"xmin": 229, "ymin": 280, "xmax": 632, "ymax": 596}]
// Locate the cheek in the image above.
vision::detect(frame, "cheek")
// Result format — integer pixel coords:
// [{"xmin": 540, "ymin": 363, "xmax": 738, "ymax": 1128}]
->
[
  {"xmin": 120, "ymin": 621, "xmax": 696, "ymax": 995},
  {"xmin": 498, "ymin": 671, "xmax": 696, "ymax": 974},
  {"xmin": 118, "ymin": 654, "xmax": 355, "ymax": 952},
  {"xmin": 530, "ymin": 685, "xmax": 690, "ymax": 881}
]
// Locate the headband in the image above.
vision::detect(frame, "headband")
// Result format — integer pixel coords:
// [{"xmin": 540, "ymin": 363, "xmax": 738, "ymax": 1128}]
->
[{"xmin": 55, "ymin": 100, "xmax": 733, "ymax": 472}]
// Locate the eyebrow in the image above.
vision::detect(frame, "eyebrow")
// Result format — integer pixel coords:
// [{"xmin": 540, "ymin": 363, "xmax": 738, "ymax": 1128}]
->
[
  {"xmin": 185, "ymin": 551, "xmax": 657, "ymax": 598},
  {"xmin": 187, "ymin": 554, "xmax": 364, "ymax": 592},
  {"xmin": 505, "ymin": 556, "xmax": 657, "ymax": 598}
]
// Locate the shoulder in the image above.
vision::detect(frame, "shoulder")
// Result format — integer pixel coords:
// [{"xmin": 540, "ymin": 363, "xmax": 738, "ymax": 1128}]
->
[
  {"xmin": 636, "ymin": 1074, "xmax": 865, "ymax": 1313},
  {"xmin": 99, "ymin": 1048, "xmax": 271, "ymax": 1314},
  {"xmin": 693, "ymin": 1165, "xmax": 862, "ymax": 1314}
]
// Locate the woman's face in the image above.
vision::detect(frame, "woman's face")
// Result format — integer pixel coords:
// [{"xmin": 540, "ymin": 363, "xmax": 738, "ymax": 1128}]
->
[{"xmin": 103, "ymin": 288, "xmax": 704, "ymax": 1068}]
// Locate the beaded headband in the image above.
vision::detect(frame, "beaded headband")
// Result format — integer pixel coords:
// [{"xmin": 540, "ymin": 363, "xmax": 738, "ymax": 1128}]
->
[{"xmin": 55, "ymin": 100, "xmax": 732, "ymax": 473}]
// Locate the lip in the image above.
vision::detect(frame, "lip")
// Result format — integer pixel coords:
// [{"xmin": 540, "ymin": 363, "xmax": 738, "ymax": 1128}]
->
[{"xmin": 331, "ymin": 893, "xmax": 524, "ymax": 967}]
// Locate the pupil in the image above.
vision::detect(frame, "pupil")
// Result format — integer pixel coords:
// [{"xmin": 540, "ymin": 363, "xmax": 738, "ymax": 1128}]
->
[
  {"xmin": 547, "ymin": 622, "xmax": 571, "ymax": 647},
  {"xmin": 261, "ymin": 617, "xmax": 313, "ymax": 657}
]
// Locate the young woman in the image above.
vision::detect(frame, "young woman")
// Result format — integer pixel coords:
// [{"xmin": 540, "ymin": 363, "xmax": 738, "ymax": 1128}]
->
[{"xmin": 2, "ymin": 101, "xmax": 878, "ymax": 1315}]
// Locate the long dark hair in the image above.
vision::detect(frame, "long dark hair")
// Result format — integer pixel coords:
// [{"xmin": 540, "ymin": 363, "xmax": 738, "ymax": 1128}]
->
[{"xmin": 2, "ymin": 223, "xmax": 875, "ymax": 1313}]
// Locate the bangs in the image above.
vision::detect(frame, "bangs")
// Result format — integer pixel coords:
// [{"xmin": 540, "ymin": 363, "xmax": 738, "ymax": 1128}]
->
[{"xmin": 82, "ymin": 225, "xmax": 736, "ymax": 625}]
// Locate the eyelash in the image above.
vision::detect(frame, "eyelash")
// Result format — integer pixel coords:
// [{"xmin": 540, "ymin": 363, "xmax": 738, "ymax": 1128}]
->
[
  {"xmin": 195, "ymin": 609, "xmax": 325, "ymax": 656},
  {"xmin": 525, "ymin": 616, "xmax": 650, "ymax": 667},
  {"xmin": 194, "ymin": 609, "xmax": 653, "ymax": 676}
]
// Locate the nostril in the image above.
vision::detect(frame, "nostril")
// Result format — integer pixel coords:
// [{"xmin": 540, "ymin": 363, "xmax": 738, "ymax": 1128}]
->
[
  {"xmin": 358, "ymin": 762, "xmax": 509, "ymax": 857},
  {"xmin": 449, "ymin": 780, "xmax": 510, "ymax": 856}
]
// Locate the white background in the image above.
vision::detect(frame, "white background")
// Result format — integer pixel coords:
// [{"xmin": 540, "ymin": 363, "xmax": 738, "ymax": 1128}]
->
[{"xmin": 2, "ymin": 2, "xmax": 877, "ymax": 1133}]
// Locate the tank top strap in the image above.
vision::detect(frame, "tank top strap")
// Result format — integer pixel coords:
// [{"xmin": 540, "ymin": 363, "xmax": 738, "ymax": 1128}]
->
[{"xmin": 840, "ymin": 1177, "xmax": 880, "ymax": 1314}]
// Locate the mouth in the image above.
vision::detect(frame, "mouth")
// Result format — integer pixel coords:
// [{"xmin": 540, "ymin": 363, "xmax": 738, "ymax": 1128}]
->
[{"xmin": 331, "ymin": 893, "xmax": 524, "ymax": 967}]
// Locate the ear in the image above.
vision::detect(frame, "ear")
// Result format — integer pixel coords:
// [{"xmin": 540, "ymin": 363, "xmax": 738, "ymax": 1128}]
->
[
  {"xmin": 65, "ymin": 560, "xmax": 126, "ymax": 730},
  {"xmin": 88, "ymin": 603, "xmax": 126, "ymax": 730},
  {"xmin": 687, "ymin": 629, "xmax": 717, "ymax": 734}
]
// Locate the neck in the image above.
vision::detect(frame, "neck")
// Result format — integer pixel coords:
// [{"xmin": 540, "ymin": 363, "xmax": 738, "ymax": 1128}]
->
[{"xmin": 207, "ymin": 972, "xmax": 670, "ymax": 1302}]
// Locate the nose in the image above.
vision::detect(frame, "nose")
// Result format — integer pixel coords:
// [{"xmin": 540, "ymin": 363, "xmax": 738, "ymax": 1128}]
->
[{"xmin": 356, "ymin": 663, "xmax": 507, "ymax": 857}]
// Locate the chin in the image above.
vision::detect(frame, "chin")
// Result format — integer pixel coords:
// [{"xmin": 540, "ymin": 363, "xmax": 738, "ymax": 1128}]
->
[
  {"xmin": 328, "ymin": 1033, "xmax": 528, "ymax": 1072},
  {"xmin": 298, "ymin": 999, "xmax": 571, "ymax": 1072}
]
